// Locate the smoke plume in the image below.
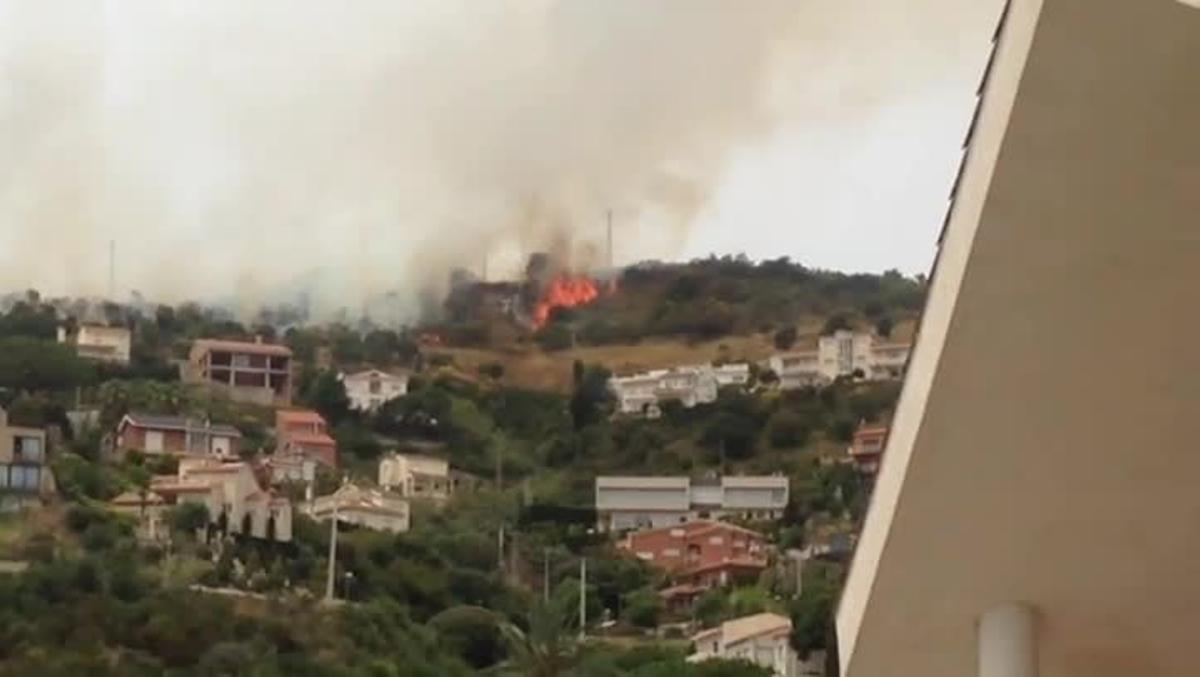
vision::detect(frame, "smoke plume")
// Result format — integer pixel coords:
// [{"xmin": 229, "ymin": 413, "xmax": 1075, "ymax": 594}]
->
[{"xmin": 0, "ymin": 0, "xmax": 1000, "ymax": 321}]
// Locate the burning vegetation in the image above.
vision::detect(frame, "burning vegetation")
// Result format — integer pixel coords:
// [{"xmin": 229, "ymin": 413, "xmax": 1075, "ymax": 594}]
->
[{"xmin": 532, "ymin": 274, "xmax": 600, "ymax": 329}]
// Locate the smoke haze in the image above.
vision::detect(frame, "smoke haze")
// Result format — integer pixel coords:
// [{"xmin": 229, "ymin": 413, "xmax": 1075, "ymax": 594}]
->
[{"xmin": 0, "ymin": 0, "xmax": 1001, "ymax": 320}]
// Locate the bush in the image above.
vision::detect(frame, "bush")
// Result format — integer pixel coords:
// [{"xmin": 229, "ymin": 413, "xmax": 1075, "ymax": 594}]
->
[
  {"xmin": 622, "ymin": 588, "xmax": 664, "ymax": 629},
  {"xmin": 767, "ymin": 411, "xmax": 810, "ymax": 449},
  {"xmin": 773, "ymin": 326, "xmax": 798, "ymax": 350},
  {"xmin": 536, "ymin": 324, "xmax": 573, "ymax": 352},
  {"xmin": 428, "ymin": 605, "xmax": 506, "ymax": 669},
  {"xmin": 167, "ymin": 502, "xmax": 211, "ymax": 535}
]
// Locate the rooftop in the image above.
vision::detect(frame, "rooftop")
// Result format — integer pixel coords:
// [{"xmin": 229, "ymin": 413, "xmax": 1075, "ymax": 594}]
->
[
  {"xmin": 693, "ymin": 612, "xmax": 791, "ymax": 647},
  {"xmin": 193, "ymin": 338, "xmax": 292, "ymax": 357},
  {"xmin": 122, "ymin": 413, "xmax": 242, "ymax": 438}
]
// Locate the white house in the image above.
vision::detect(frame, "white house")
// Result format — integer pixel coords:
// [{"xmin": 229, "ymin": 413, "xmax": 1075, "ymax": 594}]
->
[
  {"xmin": 58, "ymin": 324, "xmax": 132, "ymax": 364},
  {"xmin": 609, "ymin": 363, "xmax": 750, "ymax": 418},
  {"xmin": 341, "ymin": 369, "xmax": 409, "ymax": 412},
  {"xmin": 595, "ymin": 475, "xmax": 789, "ymax": 532},
  {"xmin": 690, "ymin": 613, "xmax": 807, "ymax": 677},
  {"xmin": 310, "ymin": 483, "xmax": 410, "ymax": 533},
  {"xmin": 766, "ymin": 330, "xmax": 910, "ymax": 389},
  {"xmin": 149, "ymin": 458, "xmax": 293, "ymax": 542}
]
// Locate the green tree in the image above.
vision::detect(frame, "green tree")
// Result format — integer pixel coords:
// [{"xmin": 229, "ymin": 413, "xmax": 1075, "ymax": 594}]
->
[
  {"xmin": 0, "ymin": 337, "xmax": 91, "ymax": 391},
  {"xmin": 497, "ymin": 602, "xmax": 581, "ymax": 677},
  {"xmin": 772, "ymin": 326, "xmax": 798, "ymax": 350},
  {"xmin": 429, "ymin": 605, "xmax": 507, "ymax": 670},
  {"xmin": 304, "ymin": 370, "xmax": 351, "ymax": 426},
  {"xmin": 167, "ymin": 502, "xmax": 210, "ymax": 535},
  {"xmin": 622, "ymin": 587, "xmax": 664, "ymax": 629}
]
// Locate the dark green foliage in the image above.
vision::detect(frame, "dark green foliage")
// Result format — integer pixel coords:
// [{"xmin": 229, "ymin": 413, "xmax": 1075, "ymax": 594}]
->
[
  {"xmin": 302, "ymin": 370, "xmax": 350, "ymax": 426},
  {"xmin": 429, "ymin": 605, "xmax": 507, "ymax": 669},
  {"xmin": 536, "ymin": 324, "xmax": 573, "ymax": 352},
  {"xmin": 820, "ymin": 313, "xmax": 853, "ymax": 336},
  {"xmin": 767, "ymin": 411, "xmax": 810, "ymax": 449},
  {"xmin": 167, "ymin": 502, "xmax": 210, "ymax": 534},
  {"xmin": 790, "ymin": 561, "xmax": 845, "ymax": 659},
  {"xmin": 773, "ymin": 326, "xmax": 798, "ymax": 350},
  {"xmin": 0, "ymin": 337, "xmax": 92, "ymax": 391},
  {"xmin": 622, "ymin": 587, "xmax": 664, "ymax": 628}
]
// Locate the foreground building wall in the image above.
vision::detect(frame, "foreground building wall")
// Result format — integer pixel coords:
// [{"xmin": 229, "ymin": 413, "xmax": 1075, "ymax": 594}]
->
[{"xmin": 837, "ymin": 1, "xmax": 1200, "ymax": 676}]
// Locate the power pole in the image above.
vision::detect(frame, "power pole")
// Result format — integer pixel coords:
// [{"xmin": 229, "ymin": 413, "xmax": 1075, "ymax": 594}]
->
[
  {"xmin": 579, "ymin": 557, "xmax": 587, "ymax": 640},
  {"xmin": 497, "ymin": 524, "xmax": 506, "ymax": 573},
  {"xmin": 324, "ymin": 497, "xmax": 339, "ymax": 602}
]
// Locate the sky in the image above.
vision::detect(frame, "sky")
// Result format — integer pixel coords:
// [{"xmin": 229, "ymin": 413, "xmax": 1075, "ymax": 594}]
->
[{"xmin": 0, "ymin": 0, "xmax": 1004, "ymax": 317}]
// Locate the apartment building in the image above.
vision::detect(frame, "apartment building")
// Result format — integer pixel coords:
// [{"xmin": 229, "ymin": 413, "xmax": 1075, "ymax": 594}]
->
[
  {"xmin": 186, "ymin": 338, "xmax": 293, "ymax": 406},
  {"xmin": 341, "ymin": 369, "xmax": 409, "ymax": 412},
  {"xmin": 690, "ymin": 613, "xmax": 800, "ymax": 677},
  {"xmin": 837, "ymin": 3, "xmax": 1200, "ymax": 677},
  {"xmin": 58, "ymin": 324, "xmax": 132, "ymax": 364},
  {"xmin": 0, "ymin": 408, "xmax": 52, "ymax": 510},
  {"xmin": 595, "ymin": 475, "xmax": 789, "ymax": 532},
  {"xmin": 609, "ymin": 363, "xmax": 750, "ymax": 418},
  {"xmin": 114, "ymin": 413, "xmax": 242, "ymax": 458},
  {"xmin": 766, "ymin": 331, "xmax": 910, "ymax": 390}
]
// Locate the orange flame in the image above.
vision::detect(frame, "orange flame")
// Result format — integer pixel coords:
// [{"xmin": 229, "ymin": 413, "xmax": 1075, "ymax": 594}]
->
[{"xmin": 534, "ymin": 274, "xmax": 600, "ymax": 328}]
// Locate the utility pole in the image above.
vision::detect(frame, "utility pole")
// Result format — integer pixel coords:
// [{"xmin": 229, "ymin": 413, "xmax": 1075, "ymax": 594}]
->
[
  {"xmin": 324, "ymin": 494, "xmax": 339, "ymax": 602},
  {"xmin": 509, "ymin": 529, "xmax": 519, "ymax": 585},
  {"xmin": 497, "ymin": 524, "xmax": 506, "ymax": 573},
  {"xmin": 579, "ymin": 557, "xmax": 587, "ymax": 640}
]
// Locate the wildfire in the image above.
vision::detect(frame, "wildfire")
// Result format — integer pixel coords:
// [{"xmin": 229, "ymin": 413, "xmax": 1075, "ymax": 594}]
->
[{"xmin": 533, "ymin": 274, "xmax": 600, "ymax": 328}]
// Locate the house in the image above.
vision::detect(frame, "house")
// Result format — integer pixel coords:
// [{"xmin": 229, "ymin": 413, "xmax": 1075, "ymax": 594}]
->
[
  {"xmin": 0, "ymin": 408, "xmax": 53, "ymax": 510},
  {"xmin": 595, "ymin": 475, "xmax": 789, "ymax": 532},
  {"xmin": 690, "ymin": 613, "xmax": 800, "ymax": 677},
  {"xmin": 609, "ymin": 363, "xmax": 751, "ymax": 418},
  {"xmin": 378, "ymin": 453, "xmax": 451, "ymax": 501},
  {"xmin": 619, "ymin": 520, "xmax": 768, "ymax": 590},
  {"xmin": 114, "ymin": 413, "xmax": 242, "ymax": 458},
  {"xmin": 765, "ymin": 331, "xmax": 911, "ymax": 390},
  {"xmin": 848, "ymin": 425, "xmax": 887, "ymax": 474},
  {"xmin": 185, "ymin": 338, "xmax": 293, "ymax": 406},
  {"xmin": 340, "ymin": 369, "xmax": 409, "ymax": 412},
  {"xmin": 149, "ymin": 457, "xmax": 292, "ymax": 542},
  {"xmin": 310, "ymin": 483, "xmax": 410, "ymax": 533},
  {"xmin": 58, "ymin": 324, "xmax": 132, "ymax": 364},
  {"xmin": 275, "ymin": 409, "xmax": 337, "ymax": 470}
]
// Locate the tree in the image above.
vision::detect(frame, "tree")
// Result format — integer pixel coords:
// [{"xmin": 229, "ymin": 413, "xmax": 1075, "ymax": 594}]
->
[
  {"xmin": 429, "ymin": 605, "xmax": 506, "ymax": 670},
  {"xmin": 773, "ymin": 326, "xmax": 798, "ymax": 351},
  {"xmin": 0, "ymin": 337, "xmax": 91, "ymax": 391},
  {"xmin": 875, "ymin": 315, "xmax": 895, "ymax": 338},
  {"xmin": 820, "ymin": 313, "xmax": 853, "ymax": 336},
  {"xmin": 767, "ymin": 411, "xmax": 810, "ymax": 449},
  {"xmin": 478, "ymin": 362, "xmax": 505, "ymax": 381},
  {"xmin": 622, "ymin": 587, "xmax": 664, "ymax": 629},
  {"xmin": 497, "ymin": 602, "xmax": 581, "ymax": 677},
  {"xmin": 536, "ymin": 324, "xmax": 573, "ymax": 352},
  {"xmin": 167, "ymin": 502, "xmax": 210, "ymax": 536},
  {"xmin": 790, "ymin": 561, "xmax": 844, "ymax": 658},
  {"xmin": 305, "ymin": 370, "xmax": 350, "ymax": 426},
  {"xmin": 694, "ymin": 589, "xmax": 729, "ymax": 629}
]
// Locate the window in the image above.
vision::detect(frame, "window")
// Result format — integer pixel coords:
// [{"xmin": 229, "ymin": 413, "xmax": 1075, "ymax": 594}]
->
[
  {"xmin": 369, "ymin": 378, "xmax": 381, "ymax": 394},
  {"xmin": 232, "ymin": 354, "xmax": 250, "ymax": 368},
  {"xmin": 708, "ymin": 536, "xmax": 724, "ymax": 545},
  {"xmin": 14, "ymin": 436, "xmax": 42, "ymax": 463},
  {"xmin": 662, "ymin": 548, "xmax": 680, "ymax": 557}
]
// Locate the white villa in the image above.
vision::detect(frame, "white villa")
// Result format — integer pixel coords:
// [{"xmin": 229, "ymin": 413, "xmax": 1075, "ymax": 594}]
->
[
  {"xmin": 766, "ymin": 330, "xmax": 910, "ymax": 390},
  {"xmin": 609, "ymin": 363, "xmax": 750, "ymax": 418},
  {"xmin": 340, "ymin": 369, "xmax": 409, "ymax": 412}
]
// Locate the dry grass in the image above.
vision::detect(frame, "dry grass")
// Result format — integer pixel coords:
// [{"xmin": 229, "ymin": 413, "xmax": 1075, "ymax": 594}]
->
[{"xmin": 430, "ymin": 334, "xmax": 778, "ymax": 393}]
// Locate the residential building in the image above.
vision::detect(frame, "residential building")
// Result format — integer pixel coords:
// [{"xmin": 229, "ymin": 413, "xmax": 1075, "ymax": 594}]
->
[
  {"xmin": 595, "ymin": 475, "xmax": 788, "ymax": 532},
  {"xmin": 185, "ymin": 338, "xmax": 293, "ymax": 406},
  {"xmin": 341, "ymin": 369, "xmax": 409, "ymax": 412},
  {"xmin": 837, "ymin": 3, "xmax": 1200, "ymax": 677},
  {"xmin": 150, "ymin": 458, "xmax": 292, "ymax": 542},
  {"xmin": 690, "ymin": 613, "xmax": 799, "ymax": 677},
  {"xmin": 848, "ymin": 425, "xmax": 887, "ymax": 474},
  {"xmin": 275, "ymin": 409, "xmax": 337, "ymax": 469},
  {"xmin": 0, "ymin": 408, "xmax": 53, "ymax": 510},
  {"xmin": 609, "ymin": 363, "xmax": 750, "ymax": 418},
  {"xmin": 58, "ymin": 324, "xmax": 132, "ymax": 364},
  {"xmin": 310, "ymin": 483, "xmax": 410, "ymax": 533},
  {"xmin": 114, "ymin": 413, "xmax": 242, "ymax": 458},
  {"xmin": 377, "ymin": 453, "xmax": 478, "ymax": 502},
  {"xmin": 766, "ymin": 331, "xmax": 911, "ymax": 390},
  {"xmin": 619, "ymin": 520, "xmax": 768, "ymax": 589}
]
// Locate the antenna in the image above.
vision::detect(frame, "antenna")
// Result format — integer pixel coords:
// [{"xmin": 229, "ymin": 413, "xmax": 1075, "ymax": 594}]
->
[
  {"xmin": 606, "ymin": 209, "xmax": 614, "ymax": 269},
  {"xmin": 108, "ymin": 240, "xmax": 116, "ymax": 300}
]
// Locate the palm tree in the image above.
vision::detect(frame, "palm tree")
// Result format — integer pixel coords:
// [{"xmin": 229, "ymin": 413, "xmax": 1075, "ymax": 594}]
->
[{"xmin": 494, "ymin": 601, "xmax": 581, "ymax": 677}]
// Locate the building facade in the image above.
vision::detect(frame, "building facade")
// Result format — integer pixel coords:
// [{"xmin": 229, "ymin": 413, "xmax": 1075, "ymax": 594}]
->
[
  {"xmin": 150, "ymin": 458, "xmax": 293, "ymax": 542},
  {"xmin": 310, "ymin": 483, "xmax": 410, "ymax": 533},
  {"xmin": 377, "ymin": 453, "xmax": 479, "ymax": 502},
  {"xmin": 595, "ymin": 475, "xmax": 789, "ymax": 532},
  {"xmin": 275, "ymin": 409, "xmax": 338, "ymax": 470},
  {"xmin": 836, "ymin": 2, "xmax": 1200, "ymax": 676},
  {"xmin": 186, "ymin": 338, "xmax": 293, "ymax": 406},
  {"xmin": 848, "ymin": 425, "xmax": 887, "ymax": 474},
  {"xmin": 610, "ymin": 363, "xmax": 751, "ymax": 418},
  {"xmin": 690, "ymin": 613, "xmax": 799, "ymax": 677},
  {"xmin": 341, "ymin": 369, "xmax": 409, "ymax": 412},
  {"xmin": 115, "ymin": 413, "xmax": 242, "ymax": 458},
  {"xmin": 619, "ymin": 520, "xmax": 768, "ymax": 588},
  {"xmin": 58, "ymin": 324, "xmax": 132, "ymax": 364},
  {"xmin": 766, "ymin": 331, "xmax": 911, "ymax": 389},
  {"xmin": 0, "ymin": 408, "xmax": 52, "ymax": 510}
]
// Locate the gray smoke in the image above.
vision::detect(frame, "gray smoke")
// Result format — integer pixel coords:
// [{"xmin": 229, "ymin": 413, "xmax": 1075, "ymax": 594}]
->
[{"xmin": 0, "ymin": 0, "xmax": 1000, "ymax": 321}]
